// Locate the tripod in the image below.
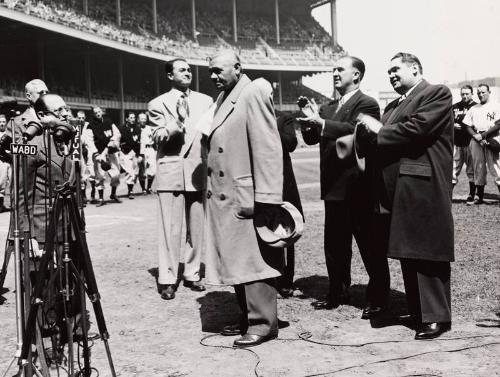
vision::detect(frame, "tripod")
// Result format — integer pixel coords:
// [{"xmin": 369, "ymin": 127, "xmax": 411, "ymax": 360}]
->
[{"xmin": 19, "ymin": 181, "xmax": 116, "ymax": 376}]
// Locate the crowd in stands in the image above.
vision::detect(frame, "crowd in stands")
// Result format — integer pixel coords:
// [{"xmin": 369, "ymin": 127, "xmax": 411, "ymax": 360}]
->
[{"xmin": 2, "ymin": 0, "xmax": 342, "ymax": 65}]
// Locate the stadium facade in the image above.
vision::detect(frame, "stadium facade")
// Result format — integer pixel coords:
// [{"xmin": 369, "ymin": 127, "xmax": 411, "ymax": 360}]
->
[{"xmin": 0, "ymin": 0, "xmax": 343, "ymax": 123}]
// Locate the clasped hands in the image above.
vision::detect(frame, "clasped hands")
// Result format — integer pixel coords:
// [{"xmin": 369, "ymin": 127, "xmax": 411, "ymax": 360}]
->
[{"xmin": 296, "ymin": 96, "xmax": 323, "ymax": 129}]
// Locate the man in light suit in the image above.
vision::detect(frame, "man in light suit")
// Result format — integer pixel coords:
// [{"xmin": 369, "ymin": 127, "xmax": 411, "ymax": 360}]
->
[
  {"xmin": 356, "ymin": 52, "xmax": 454, "ymax": 340},
  {"xmin": 148, "ymin": 58, "xmax": 213, "ymax": 300},
  {"xmin": 298, "ymin": 56, "xmax": 389, "ymax": 318},
  {"xmin": 204, "ymin": 51, "xmax": 284, "ymax": 348}
]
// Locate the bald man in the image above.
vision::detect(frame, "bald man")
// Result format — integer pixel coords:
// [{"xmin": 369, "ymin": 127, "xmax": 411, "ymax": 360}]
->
[{"xmin": 204, "ymin": 51, "xmax": 284, "ymax": 348}]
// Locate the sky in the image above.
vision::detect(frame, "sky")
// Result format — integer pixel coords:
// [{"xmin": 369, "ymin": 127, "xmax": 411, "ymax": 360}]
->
[{"xmin": 307, "ymin": 0, "xmax": 500, "ymax": 95}]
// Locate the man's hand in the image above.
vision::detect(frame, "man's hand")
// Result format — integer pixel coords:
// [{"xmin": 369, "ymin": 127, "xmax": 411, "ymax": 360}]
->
[
  {"xmin": 152, "ymin": 128, "xmax": 169, "ymax": 145},
  {"xmin": 472, "ymin": 133, "xmax": 483, "ymax": 142},
  {"xmin": 357, "ymin": 113, "xmax": 383, "ymax": 134},
  {"xmin": 296, "ymin": 98, "xmax": 323, "ymax": 128}
]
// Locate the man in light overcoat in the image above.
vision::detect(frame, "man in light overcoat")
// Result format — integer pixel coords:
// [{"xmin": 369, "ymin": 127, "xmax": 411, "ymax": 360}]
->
[{"xmin": 204, "ymin": 51, "xmax": 284, "ymax": 348}]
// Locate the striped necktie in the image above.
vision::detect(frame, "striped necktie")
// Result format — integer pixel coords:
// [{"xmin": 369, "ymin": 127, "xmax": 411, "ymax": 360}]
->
[{"xmin": 177, "ymin": 93, "xmax": 190, "ymax": 123}]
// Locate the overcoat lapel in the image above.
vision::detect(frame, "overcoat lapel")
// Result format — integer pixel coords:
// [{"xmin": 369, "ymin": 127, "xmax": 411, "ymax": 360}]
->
[
  {"xmin": 210, "ymin": 75, "xmax": 251, "ymax": 136},
  {"xmin": 384, "ymin": 81, "xmax": 429, "ymax": 124}
]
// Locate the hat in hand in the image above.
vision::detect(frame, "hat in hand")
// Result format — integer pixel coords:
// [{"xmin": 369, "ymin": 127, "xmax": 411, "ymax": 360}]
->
[
  {"xmin": 335, "ymin": 123, "xmax": 366, "ymax": 172},
  {"xmin": 255, "ymin": 202, "xmax": 304, "ymax": 248}
]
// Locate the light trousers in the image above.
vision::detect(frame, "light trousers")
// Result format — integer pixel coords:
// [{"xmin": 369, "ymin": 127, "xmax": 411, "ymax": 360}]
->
[{"xmin": 157, "ymin": 191, "xmax": 204, "ymax": 285}]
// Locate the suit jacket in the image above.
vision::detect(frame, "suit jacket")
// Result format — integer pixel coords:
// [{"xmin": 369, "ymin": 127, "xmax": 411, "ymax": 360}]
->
[
  {"xmin": 302, "ymin": 90, "xmax": 380, "ymax": 200},
  {"xmin": 204, "ymin": 75, "xmax": 283, "ymax": 285},
  {"xmin": 376, "ymin": 80, "xmax": 454, "ymax": 262},
  {"xmin": 277, "ymin": 114, "xmax": 303, "ymax": 215},
  {"xmin": 8, "ymin": 108, "xmax": 73, "ymax": 243},
  {"xmin": 148, "ymin": 88, "xmax": 213, "ymax": 192}
]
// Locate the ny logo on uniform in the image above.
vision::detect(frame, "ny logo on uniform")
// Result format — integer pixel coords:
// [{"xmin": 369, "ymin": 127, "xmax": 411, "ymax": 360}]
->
[
  {"xmin": 487, "ymin": 112, "xmax": 496, "ymax": 121},
  {"xmin": 104, "ymin": 130, "xmax": 113, "ymax": 137}
]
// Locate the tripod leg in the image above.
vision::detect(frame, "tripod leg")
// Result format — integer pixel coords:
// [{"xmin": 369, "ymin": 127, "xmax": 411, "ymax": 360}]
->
[
  {"xmin": 0, "ymin": 243, "xmax": 13, "ymax": 291},
  {"xmin": 19, "ymin": 196, "xmax": 63, "ymax": 364},
  {"xmin": 66, "ymin": 194, "xmax": 116, "ymax": 377}
]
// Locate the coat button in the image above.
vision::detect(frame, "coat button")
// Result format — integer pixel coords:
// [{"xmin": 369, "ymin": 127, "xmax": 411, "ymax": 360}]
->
[
  {"xmin": 219, "ymin": 171, "xmax": 224, "ymax": 177},
  {"xmin": 220, "ymin": 193, "xmax": 226, "ymax": 200},
  {"xmin": 218, "ymin": 147, "xmax": 223, "ymax": 153},
  {"xmin": 207, "ymin": 190, "xmax": 212, "ymax": 199}
]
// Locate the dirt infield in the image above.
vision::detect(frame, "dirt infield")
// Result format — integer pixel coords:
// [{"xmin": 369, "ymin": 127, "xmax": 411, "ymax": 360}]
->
[{"xmin": 1, "ymin": 149, "xmax": 499, "ymax": 376}]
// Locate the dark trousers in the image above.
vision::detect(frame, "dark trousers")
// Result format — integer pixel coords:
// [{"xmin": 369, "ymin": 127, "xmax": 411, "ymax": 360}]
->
[
  {"xmin": 324, "ymin": 200, "xmax": 389, "ymax": 305},
  {"xmin": 278, "ymin": 246, "xmax": 295, "ymax": 289},
  {"xmin": 234, "ymin": 279, "xmax": 278, "ymax": 337},
  {"xmin": 400, "ymin": 259, "xmax": 451, "ymax": 323}
]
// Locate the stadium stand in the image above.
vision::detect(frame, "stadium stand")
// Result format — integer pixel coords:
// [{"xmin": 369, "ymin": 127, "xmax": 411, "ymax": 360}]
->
[{"xmin": 0, "ymin": 0, "xmax": 342, "ymax": 122}]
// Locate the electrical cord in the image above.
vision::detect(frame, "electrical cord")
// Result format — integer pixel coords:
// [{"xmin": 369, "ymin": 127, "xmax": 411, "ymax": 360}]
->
[{"xmin": 200, "ymin": 331, "xmax": 500, "ymax": 377}]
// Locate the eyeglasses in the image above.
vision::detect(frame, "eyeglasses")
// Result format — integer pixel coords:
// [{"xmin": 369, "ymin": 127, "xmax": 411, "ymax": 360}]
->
[{"xmin": 37, "ymin": 90, "xmax": 49, "ymax": 95}]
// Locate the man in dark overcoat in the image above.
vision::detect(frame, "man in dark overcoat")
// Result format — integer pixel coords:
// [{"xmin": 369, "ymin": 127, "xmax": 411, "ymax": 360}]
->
[{"xmin": 356, "ymin": 52, "xmax": 455, "ymax": 340}]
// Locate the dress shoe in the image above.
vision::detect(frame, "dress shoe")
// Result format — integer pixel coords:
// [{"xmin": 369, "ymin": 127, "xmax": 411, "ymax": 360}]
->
[
  {"xmin": 183, "ymin": 280, "xmax": 206, "ymax": 292},
  {"xmin": 96, "ymin": 199, "xmax": 106, "ymax": 207},
  {"xmin": 414, "ymin": 322, "xmax": 451, "ymax": 340},
  {"xmin": 312, "ymin": 292, "xmax": 349, "ymax": 310},
  {"xmin": 110, "ymin": 195, "xmax": 122, "ymax": 203},
  {"xmin": 311, "ymin": 299, "xmax": 339, "ymax": 310},
  {"xmin": 233, "ymin": 332, "xmax": 278, "ymax": 348},
  {"xmin": 90, "ymin": 198, "xmax": 98, "ymax": 205},
  {"xmin": 278, "ymin": 287, "xmax": 294, "ymax": 298},
  {"xmin": 160, "ymin": 285, "xmax": 176, "ymax": 300},
  {"xmin": 128, "ymin": 193, "xmax": 135, "ymax": 200},
  {"xmin": 361, "ymin": 305, "xmax": 385, "ymax": 320},
  {"xmin": 220, "ymin": 324, "xmax": 242, "ymax": 336}
]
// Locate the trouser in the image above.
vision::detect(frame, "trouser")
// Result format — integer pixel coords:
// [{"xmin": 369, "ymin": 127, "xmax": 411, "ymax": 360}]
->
[
  {"xmin": 278, "ymin": 246, "xmax": 295, "ymax": 288},
  {"xmin": 324, "ymin": 200, "xmax": 390, "ymax": 305},
  {"xmin": 400, "ymin": 259, "xmax": 451, "ymax": 323},
  {"xmin": 94, "ymin": 153, "xmax": 121, "ymax": 189},
  {"xmin": 452, "ymin": 144, "xmax": 474, "ymax": 184},
  {"xmin": 140, "ymin": 146, "xmax": 157, "ymax": 178},
  {"xmin": 0, "ymin": 160, "xmax": 11, "ymax": 198},
  {"xmin": 119, "ymin": 150, "xmax": 138, "ymax": 185},
  {"xmin": 470, "ymin": 140, "xmax": 500, "ymax": 186},
  {"xmin": 234, "ymin": 279, "xmax": 278, "ymax": 336},
  {"xmin": 157, "ymin": 191, "xmax": 204, "ymax": 285}
]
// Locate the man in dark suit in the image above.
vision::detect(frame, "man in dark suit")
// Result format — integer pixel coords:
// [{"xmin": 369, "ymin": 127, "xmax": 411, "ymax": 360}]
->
[
  {"xmin": 356, "ymin": 52, "xmax": 455, "ymax": 340},
  {"xmin": 298, "ymin": 56, "xmax": 389, "ymax": 318},
  {"xmin": 276, "ymin": 114, "xmax": 303, "ymax": 297}
]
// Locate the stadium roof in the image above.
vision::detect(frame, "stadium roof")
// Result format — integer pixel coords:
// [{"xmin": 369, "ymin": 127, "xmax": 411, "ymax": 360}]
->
[{"xmin": 0, "ymin": 7, "xmax": 330, "ymax": 73}]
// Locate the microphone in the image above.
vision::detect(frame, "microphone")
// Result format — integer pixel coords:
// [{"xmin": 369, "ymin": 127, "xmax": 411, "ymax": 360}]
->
[{"xmin": 23, "ymin": 121, "xmax": 44, "ymax": 141}]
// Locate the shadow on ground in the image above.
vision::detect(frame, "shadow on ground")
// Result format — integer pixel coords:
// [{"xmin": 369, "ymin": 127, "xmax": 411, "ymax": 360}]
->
[{"xmin": 197, "ymin": 291, "xmax": 240, "ymax": 333}]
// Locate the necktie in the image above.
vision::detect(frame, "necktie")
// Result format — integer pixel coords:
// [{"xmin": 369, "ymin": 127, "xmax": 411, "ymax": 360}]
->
[
  {"xmin": 177, "ymin": 94, "xmax": 189, "ymax": 123},
  {"xmin": 335, "ymin": 97, "xmax": 344, "ymax": 114},
  {"xmin": 398, "ymin": 94, "xmax": 407, "ymax": 104}
]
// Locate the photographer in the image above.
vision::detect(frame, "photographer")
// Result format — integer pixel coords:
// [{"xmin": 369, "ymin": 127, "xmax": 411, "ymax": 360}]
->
[{"xmin": 86, "ymin": 106, "xmax": 122, "ymax": 207}]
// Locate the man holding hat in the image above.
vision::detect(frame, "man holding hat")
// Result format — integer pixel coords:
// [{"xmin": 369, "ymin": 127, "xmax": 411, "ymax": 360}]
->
[{"xmin": 204, "ymin": 50, "xmax": 284, "ymax": 348}]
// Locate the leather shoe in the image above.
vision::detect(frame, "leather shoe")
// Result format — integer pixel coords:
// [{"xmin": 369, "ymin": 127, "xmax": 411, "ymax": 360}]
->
[
  {"xmin": 311, "ymin": 299, "xmax": 339, "ymax": 310},
  {"xmin": 110, "ymin": 195, "xmax": 122, "ymax": 203},
  {"xmin": 183, "ymin": 280, "xmax": 206, "ymax": 292},
  {"xmin": 220, "ymin": 324, "xmax": 242, "ymax": 336},
  {"xmin": 233, "ymin": 332, "xmax": 278, "ymax": 348},
  {"xmin": 160, "ymin": 285, "xmax": 176, "ymax": 300},
  {"xmin": 361, "ymin": 305, "xmax": 385, "ymax": 320},
  {"xmin": 278, "ymin": 287, "xmax": 294, "ymax": 298},
  {"xmin": 415, "ymin": 322, "xmax": 451, "ymax": 340},
  {"xmin": 312, "ymin": 292, "xmax": 349, "ymax": 310},
  {"xmin": 96, "ymin": 199, "xmax": 106, "ymax": 207}
]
